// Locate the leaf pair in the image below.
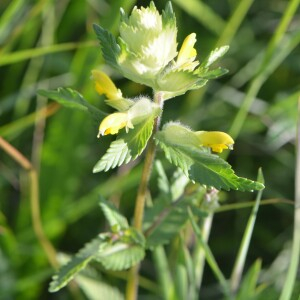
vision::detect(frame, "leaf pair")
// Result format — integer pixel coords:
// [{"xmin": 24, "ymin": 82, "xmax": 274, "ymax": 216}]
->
[{"xmin": 49, "ymin": 199, "xmax": 145, "ymax": 293}]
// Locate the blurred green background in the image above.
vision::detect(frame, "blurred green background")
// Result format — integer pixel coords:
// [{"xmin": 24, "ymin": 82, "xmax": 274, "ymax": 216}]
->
[{"xmin": 0, "ymin": 0, "xmax": 299, "ymax": 299}]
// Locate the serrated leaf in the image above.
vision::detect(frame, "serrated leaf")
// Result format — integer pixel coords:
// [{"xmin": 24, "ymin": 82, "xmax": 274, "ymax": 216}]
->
[
  {"xmin": 93, "ymin": 117, "xmax": 154, "ymax": 172},
  {"xmin": 76, "ymin": 275, "xmax": 124, "ymax": 300},
  {"xmin": 96, "ymin": 242, "xmax": 145, "ymax": 271},
  {"xmin": 99, "ymin": 198, "xmax": 129, "ymax": 229},
  {"xmin": 162, "ymin": 1, "xmax": 176, "ymax": 27},
  {"xmin": 155, "ymin": 131, "xmax": 264, "ymax": 192},
  {"xmin": 198, "ymin": 67, "xmax": 229, "ymax": 79},
  {"xmin": 159, "ymin": 69, "xmax": 199, "ymax": 92},
  {"xmin": 38, "ymin": 88, "xmax": 105, "ymax": 124},
  {"xmin": 49, "ymin": 238, "xmax": 102, "ymax": 292},
  {"xmin": 155, "ymin": 136, "xmax": 192, "ymax": 177},
  {"xmin": 144, "ymin": 198, "xmax": 190, "ymax": 248},
  {"xmin": 202, "ymin": 45, "xmax": 229, "ymax": 68},
  {"xmin": 93, "ymin": 24, "xmax": 121, "ymax": 70}
]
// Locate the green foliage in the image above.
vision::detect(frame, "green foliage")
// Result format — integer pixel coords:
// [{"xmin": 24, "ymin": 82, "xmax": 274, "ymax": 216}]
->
[
  {"xmin": 155, "ymin": 130, "xmax": 264, "ymax": 191},
  {"xmin": 236, "ymin": 259, "xmax": 265, "ymax": 300},
  {"xmin": 49, "ymin": 238, "xmax": 103, "ymax": 292},
  {"xmin": 93, "ymin": 24, "xmax": 121, "ymax": 70},
  {"xmin": 50, "ymin": 202, "xmax": 146, "ymax": 292},
  {"xmin": 144, "ymin": 198, "xmax": 190, "ymax": 248},
  {"xmin": 37, "ymin": 88, "xmax": 105, "ymax": 123},
  {"xmin": 162, "ymin": 1, "xmax": 176, "ymax": 27},
  {"xmin": 201, "ymin": 46, "xmax": 229, "ymax": 68},
  {"xmin": 197, "ymin": 46, "xmax": 230, "ymax": 79},
  {"xmin": 198, "ymin": 67, "xmax": 229, "ymax": 80},
  {"xmin": 49, "ymin": 233, "xmax": 146, "ymax": 292},
  {"xmin": 76, "ymin": 274, "xmax": 124, "ymax": 300},
  {"xmin": 93, "ymin": 117, "xmax": 154, "ymax": 172},
  {"xmin": 99, "ymin": 198, "xmax": 129, "ymax": 229},
  {"xmin": 144, "ymin": 165, "xmax": 203, "ymax": 248},
  {"xmin": 1, "ymin": 0, "xmax": 299, "ymax": 299},
  {"xmin": 96, "ymin": 241, "xmax": 145, "ymax": 271}
]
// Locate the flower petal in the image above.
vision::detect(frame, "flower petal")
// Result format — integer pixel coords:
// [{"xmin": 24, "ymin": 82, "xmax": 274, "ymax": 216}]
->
[
  {"xmin": 92, "ymin": 70, "xmax": 122, "ymax": 100},
  {"xmin": 176, "ymin": 33, "xmax": 197, "ymax": 67},
  {"xmin": 195, "ymin": 131, "xmax": 234, "ymax": 153},
  {"xmin": 98, "ymin": 112, "xmax": 133, "ymax": 137}
]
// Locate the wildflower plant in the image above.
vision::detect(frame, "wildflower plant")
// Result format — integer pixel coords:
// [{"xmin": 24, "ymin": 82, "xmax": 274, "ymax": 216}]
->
[{"xmin": 39, "ymin": 2, "xmax": 265, "ymax": 299}]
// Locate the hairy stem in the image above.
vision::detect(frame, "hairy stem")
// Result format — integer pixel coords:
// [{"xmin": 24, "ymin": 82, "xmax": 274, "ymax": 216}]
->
[{"xmin": 126, "ymin": 92, "xmax": 163, "ymax": 300}]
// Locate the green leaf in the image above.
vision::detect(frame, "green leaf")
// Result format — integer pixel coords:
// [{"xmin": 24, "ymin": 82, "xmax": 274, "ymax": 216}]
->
[
  {"xmin": 170, "ymin": 169, "xmax": 190, "ymax": 201},
  {"xmin": 155, "ymin": 160, "xmax": 171, "ymax": 196},
  {"xmin": 96, "ymin": 242, "xmax": 145, "ymax": 271},
  {"xmin": 158, "ymin": 69, "xmax": 206, "ymax": 100},
  {"xmin": 155, "ymin": 130, "xmax": 264, "ymax": 191},
  {"xmin": 49, "ymin": 238, "xmax": 102, "ymax": 292},
  {"xmin": 236, "ymin": 259, "xmax": 264, "ymax": 300},
  {"xmin": 162, "ymin": 1, "xmax": 176, "ymax": 28},
  {"xmin": 155, "ymin": 134, "xmax": 193, "ymax": 177},
  {"xmin": 76, "ymin": 275, "xmax": 124, "ymax": 300},
  {"xmin": 201, "ymin": 45, "xmax": 229, "ymax": 68},
  {"xmin": 93, "ymin": 23, "xmax": 120, "ymax": 70},
  {"xmin": 93, "ymin": 117, "xmax": 154, "ymax": 172},
  {"xmin": 198, "ymin": 67, "xmax": 229, "ymax": 79},
  {"xmin": 99, "ymin": 198, "xmax": 129, "ymax": 229},
  {"xmin": 144, "ymin": 198, "xmax": 190, "ymax": 248},
  {"xmin": 38, "ymin": 88, "xmax": 106, "ymax": 124}
]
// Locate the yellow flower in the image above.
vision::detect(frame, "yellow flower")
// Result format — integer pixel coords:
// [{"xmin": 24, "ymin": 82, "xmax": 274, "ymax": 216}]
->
[
  {"xmin": 195, "ymin": 131, "xmax": 234, "ymax": 153},
  {"xmin": 176, "ymin": 33, "xmax": 199, "ymax": 71},
  {"xmin": 98, "ymin": 112, "xmax": 133, "ymax": 137},
  {"xmin": 92, "ymin": 70, "xmax": 122, "ymax": 100},
  {"xmin": 92, "ymin": 70, "xmax": 134, "ymax": 111}
]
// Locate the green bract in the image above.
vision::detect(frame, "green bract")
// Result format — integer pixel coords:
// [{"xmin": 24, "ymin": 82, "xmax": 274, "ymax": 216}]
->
[
  {"xmin": 93, "ymin": 1, "xmax": 229, "ymax": 101},
  {"xmin": 118, "ymin": 2, "xmax": 177, "ymax": 86}
]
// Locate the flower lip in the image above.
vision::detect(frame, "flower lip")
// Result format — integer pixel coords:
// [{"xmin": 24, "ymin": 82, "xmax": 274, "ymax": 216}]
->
[
  {"xmin": 195, "ymin": 131, "xmax": 234, "ymax": 153},
  {"xmin": 98, "ymin": 112, "xmax": 133, "ymax": 137}
]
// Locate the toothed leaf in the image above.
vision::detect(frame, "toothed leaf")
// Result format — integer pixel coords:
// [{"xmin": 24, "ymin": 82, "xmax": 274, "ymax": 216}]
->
[
  {"xmin": 96, "ymin": 242, "xmax": 145, "ymax": 271},
  {"xmin": 99, "ymin": 198, "xmax": 129, "ymax": 229},
  {"xmin": 198, "ymin": 67, "xmax": 229, "ymax": 79},
  {"xmin": 38, "ymin": 88, "xmax": 105, "ymax": 124},
  {"xmin": 93, "ymin": 117, "xmax": 154, "ymax": 172},
  {"xmin": 201, "ymin": 45, "xmax": 229, "ymax": 68},
  {"xmin": 155, "ymin": 131, "xmax": 264, "ymax": 192},
  {"xmin": 93, "ymin": 24, "xmax": 121, "ymax": 70},
  {"xmin": 49, "ymin": 238, "xmax": 102, "ymax": 292},
  {"xmin": 144, "ymin": 198, "xmax": 190, "ymax": 248}
]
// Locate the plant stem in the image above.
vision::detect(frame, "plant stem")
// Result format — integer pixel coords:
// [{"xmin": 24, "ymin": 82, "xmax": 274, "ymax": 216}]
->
[
  {"xmin": 126, "ymin": 93, "xmax": 164, "ymax": 300},
  {"xmin": 132, "ymin": 137, "xmax": 157, "ymax": 230},
  {"xmin": 279, "ymin": 99, "xmax": 300, "ymax": 300}
]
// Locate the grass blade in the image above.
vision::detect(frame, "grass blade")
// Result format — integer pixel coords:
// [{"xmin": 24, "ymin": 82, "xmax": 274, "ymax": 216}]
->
[
  {"xmin": 279, "ymin": 99, "xmax": 300, "ymax": 300},
  {"xmin": 188, "ymin": 208, "xmax": 232, "ymax": 299},
  {"xmin": 230, "ymin": 169, "xmax": 265, "ymax": 294}
]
